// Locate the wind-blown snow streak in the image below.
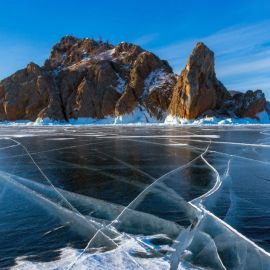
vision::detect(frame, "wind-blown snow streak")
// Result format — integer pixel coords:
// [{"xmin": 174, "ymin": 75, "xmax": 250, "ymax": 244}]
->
[{"xmin": 108, "ymin": 135, "xmax": 270, "ymax": 149}]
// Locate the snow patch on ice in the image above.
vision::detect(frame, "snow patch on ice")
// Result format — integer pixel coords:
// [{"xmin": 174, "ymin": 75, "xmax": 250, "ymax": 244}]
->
[
  {"xmin": 34, "ymin": 118, "xmax": 69, "ymax": 126},
  {"xmin": 0, "ymin": 111, "xmax": 269, "ymax": 126},
  {"xmin": 114, "ymin": 107, "xmax": 159, "ymax": 124},
  {"xmin": 13, "ymin": 237, "xmax": 175, "ymax": 270},
  {"xmin": 165, "ymin": 111, "xmax": 270, "ymax": 125},
  {"xmin": 68, "ymin": 117, "xmax": 115, "ymax": 125}
]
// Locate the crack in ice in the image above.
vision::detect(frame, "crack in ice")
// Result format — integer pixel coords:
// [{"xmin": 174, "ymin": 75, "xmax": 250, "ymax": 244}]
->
[
  {"xmin": 93, "ymin": 149, "xmax": 190, "ymax": 205},
  {"xmin": 68, "ymin": 147, "xmax": 206, "ymax": 270},
  {"xmin": 5, "ymin": 138, "xmax": 145, "ymax": 270}
]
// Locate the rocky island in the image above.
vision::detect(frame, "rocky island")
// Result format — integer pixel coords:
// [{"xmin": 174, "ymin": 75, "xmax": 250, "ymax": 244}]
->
[{"xmin": 0, "ymin": 36, "xmax": 267, "ymax": 124}]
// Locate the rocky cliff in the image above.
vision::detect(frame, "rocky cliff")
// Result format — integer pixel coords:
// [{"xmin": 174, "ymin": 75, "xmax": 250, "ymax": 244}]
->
[
  {"xmin": 0, "ymin": 37, "xmax": 267, "ymax": 123},
  {"xmin": 168, "ymin": 42, "xmax": 267, "ymax": 120},
  {"xmin": 168, "ymin": 42, "xmax": 231, "ymax": 119}
]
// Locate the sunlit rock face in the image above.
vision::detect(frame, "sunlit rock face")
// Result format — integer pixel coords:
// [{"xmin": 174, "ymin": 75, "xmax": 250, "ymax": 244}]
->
[
  {"xmin": 168, "ymin": 42, "xmax": 231, "ymax": 119},
  {"xmin": 168, "ymin": 42, "xmax": 267, "ymax": 120},
  {"xmin": 0, "ymin": 38, "xmax": 267, "ymax": 122},
  {"xmin": 115, "ymin": 50, "xmax": 175, "ymax": 119},
  {"xmin": 0, "ymin": 63, "xmax": 64, "ymax": 121},
  {"xmin": 231, "ymin": 90, "xmax": 266, "ymax": 118},
  {"xmin": 0, "ymin": 36, "xmax": 176, "ymax": 122}
]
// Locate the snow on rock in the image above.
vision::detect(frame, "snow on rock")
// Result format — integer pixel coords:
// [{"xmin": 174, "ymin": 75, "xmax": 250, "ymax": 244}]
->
[
  {"xmin": 93, "ymin": 48, "xmax": 116, "ymax": 61},
  {"xmin": 115, "ymin": 73, "xmax": 126, "ymax": 94},
  {"xmin": 165, "ymin": 111, "xmax": 270, "ymax": 125},
  {"xmin": 114, "ymin": 106, "xmax": 159, "ymax": 124},
  {"xmin": 257, "ymin": 111, "xmax": 270, "ymax": 123},
  {"xmin": 1, "ymin": 110, "xmax": 270, "ymax": 126},
  {"xmin": 143, "ymin": 69, "xmax": 175, "ymax": 95},
  {"xmin": 13, "ymin": 237, "xmax": 171, "ymax": 270}
]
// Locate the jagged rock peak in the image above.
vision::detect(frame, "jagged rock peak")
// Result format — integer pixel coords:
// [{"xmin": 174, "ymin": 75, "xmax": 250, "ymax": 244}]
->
[
  {"xmin": 187, "ymin": 42, "xmax": 215, "ymax": 76},
  {"xmin": 44, "ymin": 35, "xmax": 114, "ymax": 70},
  {"xmin": 0, "ymin": 37, "xmax": 267, "ymax": 123},
  {"xmin": 0, "ymin": 35, "xmax": 176, "ymax": 122},
  {"xmin": 168, "ymin": 42, "xmax": 230, "ymax": 119},
  {"xmin": 26, "ymin": 62, "xmax": 42, "ymax": 74}
]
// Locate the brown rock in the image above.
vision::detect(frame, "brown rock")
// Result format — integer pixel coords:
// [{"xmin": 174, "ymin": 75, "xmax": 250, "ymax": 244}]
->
[
  {"xmin": 0, "ymin": 63, "xmax": 64, "ymax": 121},
  {"xmin": 0, "ymin": 36, "xmax": 266, "ymax": 123},
  {"xmin": 44, "ymin": 36, "xmax": 113, "ymax": 70},
  {"xmin": 0, "ymin": 36, "xmax": 176, "ymax": 122},
  {"xmin": 115, "ymin": 50, "xmax": 175, "ymax": 119},
  {"xmin": 61, "ymin": 61, "xmax": 121, "ymax": 119},
  {"xmin": 232, "ymin": 90, "xmax": 266, "ymax": 118},
  {"xmin": 168, "ymin": 42, "xmax": 230, "ymax": 119}
]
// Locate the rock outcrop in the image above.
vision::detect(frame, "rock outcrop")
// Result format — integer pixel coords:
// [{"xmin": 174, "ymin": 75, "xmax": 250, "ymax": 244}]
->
[
  {"xmin": 168, "ymin": 42, "xmax": 231, "ymax": 119},
  {"xmin": 168, "ymin": 42, "xmax": 267, "ymax": 120},
  {"xmin": 230, "ymin": 90, "xmax": 266, "ymax": 119},
  {"xmin": 0, "ymin": 36, "xmax": 176, "ymax": 122},
  {"xmin": 0, "ymin": 37, "xmax": 267, "ymax": 123},
  {"xmin": 0, "ymin": 62, "xmax": 64, "ymax": 121}
]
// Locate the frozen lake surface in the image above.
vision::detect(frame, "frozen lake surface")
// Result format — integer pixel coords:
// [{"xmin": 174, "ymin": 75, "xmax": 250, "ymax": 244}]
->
[{"xmin": 0, "ymin": 125, "xmax": 270, "ymax": 269}]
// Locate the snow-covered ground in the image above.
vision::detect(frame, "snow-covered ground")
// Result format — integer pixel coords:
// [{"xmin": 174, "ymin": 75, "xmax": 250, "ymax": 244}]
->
[{"xmin": 0, "ymin": 110, "xmax": 269, "ymax": 126}]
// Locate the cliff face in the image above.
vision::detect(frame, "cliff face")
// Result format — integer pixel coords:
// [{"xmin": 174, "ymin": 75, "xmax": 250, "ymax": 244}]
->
[
  {"xmin": 168, "ymin": 42, "xmax": 267, "ymax": 120},
  {"xmin": 0, "ymin": 37, "xmax": 267, "ymax": 122},
  {"xmin": 0, "ymin": 36, "xmax": 176, "ymax": 122},
  {"xmin": 168, "ymin": 42, "xmax": 230, "ymax": 119},
  {"xmin": 0, "ymin": 63, "xmax": 63, "ymax": 121}
]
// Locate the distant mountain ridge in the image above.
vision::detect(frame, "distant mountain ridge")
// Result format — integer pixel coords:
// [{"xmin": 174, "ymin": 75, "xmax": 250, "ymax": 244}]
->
[{"xmin": 0, "ymin": 36, "xmax": 268, "ymax": 123}]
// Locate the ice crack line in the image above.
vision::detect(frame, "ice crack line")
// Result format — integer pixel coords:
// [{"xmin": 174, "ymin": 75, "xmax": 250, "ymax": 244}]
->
[
  {"xmin": 0, "ymin": 137, "xmax": 20, "ymax": 150},
  {"xmin": 7, "ymin": 138, "xmax": 87, "ymax": 216},
  {"xmin": 260, "ymin": 129, "xmax": 270, "ymax": 136},
  {"xmin": 0, "ymin": 141, "xmax": 106, "ymax": 161},
  {"xmin": 168, "ymin": 137, "xmax": 270, "ymax": 148},
  {"xmin": 186, "ymin": 143, "xmax": 270, "ymax": 259},
  {"xmin": 93, "ymin": 149, "xmax": 189, "ymax": 204},
  {"xmin": 191, "ymin": 141, "xmax": 223, "ymax": 205},
  {"xmin": 69, "ymin": 145, "xmax": 208, "ymax": 269},
  {"xmin": 169, "ymin": 139, "xmax": 270, "ymax": 166},
  {"xmin": 5, "ymin": 138, "xmax": 144, "ymax": 270}
]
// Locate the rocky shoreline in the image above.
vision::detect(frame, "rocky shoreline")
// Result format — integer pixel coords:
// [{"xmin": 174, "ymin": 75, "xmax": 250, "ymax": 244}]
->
[{"xmin": 0, "ymin": 36, "xmax": 268, "ymax": 123}]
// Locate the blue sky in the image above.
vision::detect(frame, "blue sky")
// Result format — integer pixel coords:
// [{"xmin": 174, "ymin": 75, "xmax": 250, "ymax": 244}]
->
[{"xmin": 1, "ymin": 0, "xmax": 270, "ymax": 97}]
